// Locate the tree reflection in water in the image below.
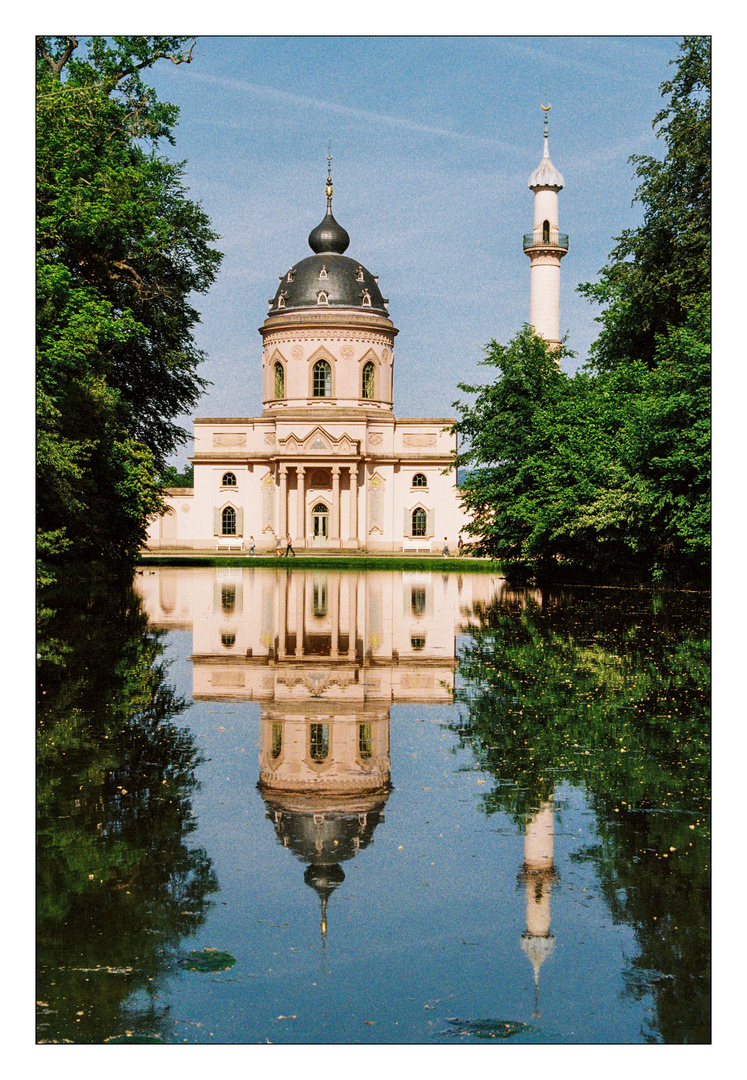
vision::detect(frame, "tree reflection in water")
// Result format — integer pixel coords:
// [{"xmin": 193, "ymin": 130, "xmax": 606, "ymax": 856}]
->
[
  {"xmin": 36, "ymin": 569, "xmax": 218, "ymax": 1044},
  {"xmin": 452, "ymin": 586, "xmax": 710, "ymax": 1044}
]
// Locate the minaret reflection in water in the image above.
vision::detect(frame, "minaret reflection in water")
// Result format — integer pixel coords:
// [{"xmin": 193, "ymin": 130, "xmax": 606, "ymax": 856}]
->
[
  {"xmin": 136, "ymin": 566, "xmax": 555, "ymax": 991},
  {"xmin": 519, "ymin": 797, "xmax": 558, "ymax": 1018}
]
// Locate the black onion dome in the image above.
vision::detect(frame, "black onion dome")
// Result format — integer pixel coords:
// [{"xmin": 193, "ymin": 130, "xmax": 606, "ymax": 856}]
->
[
  {"xmin": 308, "ymin": 208, "xmax": 350, "ymax": 254},
  {"xmin": 269, "ymin": 252, "xmax": 389, "ymax": 316}
]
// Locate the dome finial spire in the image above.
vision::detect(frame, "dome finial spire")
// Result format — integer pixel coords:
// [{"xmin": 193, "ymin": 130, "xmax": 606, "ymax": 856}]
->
[
  {"xmin": 326, "ymin": 144, "xmax": 334, "ymax": 211},
  {"xmin": 308, "ymin": 145, "xmax": 350, "ymax": 254},
  {"xmin": 541, "ymin": 94, "xmax": 551, "ymax": 150}
]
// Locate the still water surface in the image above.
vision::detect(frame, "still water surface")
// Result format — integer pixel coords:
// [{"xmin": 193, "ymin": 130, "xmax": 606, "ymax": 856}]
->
[{"xmin": 36, "ymin": 566, "xmax": 710, "ymax": 1044}]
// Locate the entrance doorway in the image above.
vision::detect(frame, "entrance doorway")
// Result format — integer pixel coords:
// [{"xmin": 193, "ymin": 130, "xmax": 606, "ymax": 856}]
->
[{"xmin": 311, "ymin": 503, "xmax": 329, "ymax": 545}]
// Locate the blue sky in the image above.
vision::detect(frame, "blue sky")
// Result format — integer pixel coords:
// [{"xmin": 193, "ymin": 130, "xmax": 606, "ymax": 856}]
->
[{"xmin": 139, "ymin": 35, "xmax": 683, "ymax": 459}]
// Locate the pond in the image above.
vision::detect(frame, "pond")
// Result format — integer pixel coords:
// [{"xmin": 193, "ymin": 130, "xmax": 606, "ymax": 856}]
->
[{"xmin": 36, "ymin": 566, "xmax": 710, "ymax": 1045}]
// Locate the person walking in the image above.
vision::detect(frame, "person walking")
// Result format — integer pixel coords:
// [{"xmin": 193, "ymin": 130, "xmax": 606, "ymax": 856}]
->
[
  {"xmin": 285, "ymin": 533, "xmax": 296, "ymax": 557},
  {"xmin": 247, "ymin": 535, "xmax": 256, "ymax": 554},
  {"xmin": 442, "ymin": 537, "xmax": 450, "ymax": 557},
  {"xmin": 457, "ymin": 535, "xmax": 463, "ymax": 556},
  {"xmin": 275, "ymin": 535, "xmax": 283, "ymax": 557}
]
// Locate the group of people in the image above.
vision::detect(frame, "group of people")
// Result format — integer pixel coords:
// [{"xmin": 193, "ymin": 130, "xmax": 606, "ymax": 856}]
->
[
  {"xmin": 442, "ymin": 535, "xmax": 465, "ymax": 557},
  {"xmin": 275, "ymin": 533, "xmax": 295, "ymax": 557},
  {"xmin": 244, "ymin": 534, "xmax": 465, "ymax": 556}
]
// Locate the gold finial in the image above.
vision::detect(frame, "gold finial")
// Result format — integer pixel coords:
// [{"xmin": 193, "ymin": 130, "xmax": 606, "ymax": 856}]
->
[
  {"xmin": 325, "ymin": 144, "xmax": 333, "ymax": 208},
  {"xmin": 541, "ymin": 93, "xmax": 551, "ymax": 140}
]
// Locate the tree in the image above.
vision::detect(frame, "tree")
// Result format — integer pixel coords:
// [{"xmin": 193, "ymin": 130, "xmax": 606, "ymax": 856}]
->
[
  {"xmin": 578, "ymin": 36, "xmax": 710, "ymax": 373},
  {"xmin": 36, "ymin": 36, "xmax": 222, "ymax": 570},
  {"xmin": 453, "ymin": 328, "xmax": 646, "ymax": 580}
]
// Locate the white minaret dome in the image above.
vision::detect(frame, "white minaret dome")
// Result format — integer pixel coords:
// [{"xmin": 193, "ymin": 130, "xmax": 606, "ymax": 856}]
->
[{"xmin": 528, "ymin": 136, "xmax": 565, "ymax": 191}]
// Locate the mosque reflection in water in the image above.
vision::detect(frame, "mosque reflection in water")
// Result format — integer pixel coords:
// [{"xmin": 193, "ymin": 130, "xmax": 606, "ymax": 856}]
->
[{"xmin": 136, "ymin": 567, "xmax": 557, "ymax": 1001}]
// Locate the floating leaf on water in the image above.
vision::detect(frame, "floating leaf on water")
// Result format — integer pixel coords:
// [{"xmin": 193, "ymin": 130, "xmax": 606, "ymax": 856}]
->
[
  {"xmin": 178, "ymin": 948, "xmax": 237, "ymax": 973},
  {"xmin": 444, "ymin": 1017, "xmax": 532, "ymax": 1040}
]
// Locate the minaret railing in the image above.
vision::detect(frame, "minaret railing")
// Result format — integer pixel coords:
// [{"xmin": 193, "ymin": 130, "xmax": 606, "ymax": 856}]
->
[{"xmin": 523, "ymin": 232, "xmax": 569, "ymax": 251}]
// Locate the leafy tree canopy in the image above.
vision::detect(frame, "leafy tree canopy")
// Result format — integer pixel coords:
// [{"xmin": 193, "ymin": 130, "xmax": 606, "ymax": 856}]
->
[
  {"xmin": 578, "ymin": 35, "xmax": 710, "ymax": 373},
  {"xmin": 37, "ymin": 36, "xmax": 222, "ymax": 570}
]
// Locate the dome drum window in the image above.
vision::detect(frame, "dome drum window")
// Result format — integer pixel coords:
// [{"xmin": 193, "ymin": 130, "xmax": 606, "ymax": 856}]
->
[
  {"xmin": 412, "ymin": 473, "xmax": 427, "ymax": 488},
  {"xmin": 362, "ymin": 361, "xmax": 375, "ymax": 400},
  {"xmin": 312, "ymin": 359, "xmax": 332, "ymax": 398},
  {"xmin": 274, "ymin": 361, "xmax": 285, "ymax": 399},
  {"xmin": 317, "ymin": 290, "xmax": 329, "ymax": 305},
  {"xmin": 222, "ymin": 472, "xmax": 237, "ymax": 487}
]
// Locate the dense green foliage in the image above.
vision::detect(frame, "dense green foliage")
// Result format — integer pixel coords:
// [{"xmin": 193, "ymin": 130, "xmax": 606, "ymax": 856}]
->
[
  {"xmin": 158, "ymin": 463, "xmax": 194, "ymax": 488},
  {"xmin": 37, "ymin": 568, "xmax": 218, "ymax": 1043},
  {"xmin": 454, "ymin": 38, "xmax": 710, "ymax": 585},
  {"xmin": 452, "ymin": 585, "xmax": 710, "ymax": 1043},
  {"xmin": 37, "ymin": 37, "xmax": 221, "ymax": 574}
]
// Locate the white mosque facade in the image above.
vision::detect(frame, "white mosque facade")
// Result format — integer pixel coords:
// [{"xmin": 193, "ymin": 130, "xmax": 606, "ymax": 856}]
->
[{"xmin": 145, "ymin": 117, "xmax": 565, "ymax": 554}]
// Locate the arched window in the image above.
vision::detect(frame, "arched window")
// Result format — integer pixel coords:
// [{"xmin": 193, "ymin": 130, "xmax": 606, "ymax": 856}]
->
[
  {"xmin": 271, "ymin": 723, "xmax": 282, "ymax": 759},
  {"xmin": 542, "ymin": 219, "xmax": 550, "ymax": 243},
  {"xmin": 310, "ymin": 723, "xmax": 329, "ymax": 762},
  {"xmin": 359, "ymin": 723, "xmax": 372, "ymax": 759},
  {"xmin": 222, "ymin": 506, "xmax": 236, "ymax": 535},
  {"xmin": 313, "ymin": 359, "xmax": 332, "ymax": 397},
  {"xmin": 412, "ymin": 507, "xmax": 427, "ymax": 537},
  {"xmin": 312, "ymin": 504, "xmax": 329, "ymax": 541},
  {"xmin": 412, "ymin": 473, "xmax": 427, "ymax": 488},
  {"xmin": 222, "ymin": 472, "xmax": 236, "ymax": 487},
  {"xmin": 362, "ymin": 361, "xmax": 375, "ymax": 399},
  {"xmin": 274, "ymin": 362, "xmax": 284, "ymax": 399},
  {"xmin": 221, "ymin": 633, "xmax": 236, "ymax": 648}
]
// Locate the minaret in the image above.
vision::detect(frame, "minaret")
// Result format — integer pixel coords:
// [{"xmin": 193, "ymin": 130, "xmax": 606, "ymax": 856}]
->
[{"xmin": 523, "ymin": 102, "xmax": 568, "ymax": 350}]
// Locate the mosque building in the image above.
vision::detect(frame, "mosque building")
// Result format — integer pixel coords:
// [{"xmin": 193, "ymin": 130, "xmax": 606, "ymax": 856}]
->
[{"xmin": 145, "ymin": 110, "xmax": 566, "ymax": 553}]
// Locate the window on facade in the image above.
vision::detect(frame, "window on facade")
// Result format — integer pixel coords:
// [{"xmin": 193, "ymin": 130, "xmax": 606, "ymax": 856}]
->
[
  {"xmin": 543, "ymin": 219, "xmax": 550, "ymax": 242},
  {"xmin": 313, "ymin": 359, "xmax": 332, "ymax": 397},
  {"xmin": 274, "ymin": 362, "xmax": 285, "ymax": 399},
  {"xmin": 222, "ymin": 472, "xmax": 236, "ymax": 487},
  {"xmin": 412, "ymin": 473, "xmax": 427, "ymax": 488},
  {"xmin": 221, "ymin": 585, "xmax": 236, "ymax": 614},
  {"xmin": 362, "ymin": 361, "xmax": 375, "ymax": 400},
  {"xmin": 222, "ymin": 506, "xmax": 237, "ymax": 535},
  {"xmin": 411, "ymin": 635, "xmax": 426, "ymax": 650},
  {"xmin": 359, "ymin": 723, "xmax": 372, "ymax": 759},
  {"xmin": 221, "ymin": 633, "xmax": 236, "ymax": 648},
  {"xmin": 310, "ymin": 723, "xmax": 329, "ymax": 762},
  {"xmin": 271, "ymin": 723, "xmax": 282, "ymax": 760},
  {"xmin": 411, "ymin": 587, "xmax": 426, "ymax": 617},
  {"xmin": 412, "ymin": 507, "xmax": 427, "ymax": 537}
]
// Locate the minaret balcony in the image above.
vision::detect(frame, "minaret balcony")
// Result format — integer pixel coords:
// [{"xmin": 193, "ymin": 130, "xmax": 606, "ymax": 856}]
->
[{"xmin": 523, "ymin": 232, "xmax": 569, "ymax": 252}]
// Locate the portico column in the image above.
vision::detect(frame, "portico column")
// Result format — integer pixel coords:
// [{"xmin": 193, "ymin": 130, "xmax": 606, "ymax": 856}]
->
[
  {"xmin": 296, "ymin": 466, "xmax": 305, "ymax": 544},
  {"xmin": 331, "ymin": 466, "xmax": 341, "ymax": 541},
  {"xmin": 279, "ymin": 465, "xmax": 287, "ymax": 537},
  {"xmin": 348, "ymin": 463, "xmax": 358, "ymax": 542}
]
